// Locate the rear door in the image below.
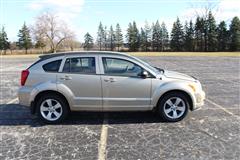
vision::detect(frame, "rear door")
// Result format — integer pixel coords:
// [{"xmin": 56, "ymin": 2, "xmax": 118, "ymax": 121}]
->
[
  {"xmin": 100, "ymin": 56, "xmax": 152, "ymax": 111},
  {"xmin": 57, "ymin": 55, "xmax": 102, "ymax": 111}
]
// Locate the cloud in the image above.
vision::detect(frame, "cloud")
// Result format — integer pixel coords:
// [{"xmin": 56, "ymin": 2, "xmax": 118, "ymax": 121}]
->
[
  {"xmin": 180, "ymin": 0, "xmax": 240, "ymax": 23},
  {"xmin": 29, "ymin": 0, "xmax": 85, "ymax": 19},
  {"xmin": 43, "ymin": 0, "xmax": 84, "ymax": 7},
  {"xmin": 216, "ymin": 0, "xmax": 240, "ymax": 21}
]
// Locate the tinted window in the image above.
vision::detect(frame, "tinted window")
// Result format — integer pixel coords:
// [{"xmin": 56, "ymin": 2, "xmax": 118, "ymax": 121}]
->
[
  {"xmin": 63, "ymin": 57, "xmax": 96, "ymax": 74},
  {"xmin": 42, "ymin": 60, "xmax": 62, "ymax": 72},
  {"xmin": 102, "ymin": 58, "xmax": 143, "ymax": 77}
]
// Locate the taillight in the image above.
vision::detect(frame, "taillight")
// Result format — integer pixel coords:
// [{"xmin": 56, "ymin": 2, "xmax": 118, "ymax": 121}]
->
[{"xmin": 21, "ymin": 70, "xmax": 29, "ymax": 86}]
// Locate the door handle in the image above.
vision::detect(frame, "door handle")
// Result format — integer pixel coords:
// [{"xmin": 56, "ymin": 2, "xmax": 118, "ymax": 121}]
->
[
  {"xmin": 103, "ymin": 78, "xmax": 116, "ymax": 82},
  {"xmin": 109, "ymin": 78, "xmax": 116, "ymax": 82},
  {"xmin": 60, "ymin": 75, "xmax": 72, "ymax": 80},
  {"xmin": 104, "ymin": 79, "xmax": 109, "ymax": 82}
]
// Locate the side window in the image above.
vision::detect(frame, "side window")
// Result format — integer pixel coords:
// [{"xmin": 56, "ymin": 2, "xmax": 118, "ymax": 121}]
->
[
  {"xmin": 102, "ymin": 58, "xmax": 143, "ymax": 77},
  {"xmin": 42, "ymin": 60, "xmax": 62, "ymax": 72},
  {"xmin": 62, "ymin": 57, "xmax": 96, "ymax": 74}
]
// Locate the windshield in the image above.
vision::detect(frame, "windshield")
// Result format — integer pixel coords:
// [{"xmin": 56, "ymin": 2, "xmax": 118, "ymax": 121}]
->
[{"xmin": 130, "ymin": 56, "xmax": 162, "ymax": 74}]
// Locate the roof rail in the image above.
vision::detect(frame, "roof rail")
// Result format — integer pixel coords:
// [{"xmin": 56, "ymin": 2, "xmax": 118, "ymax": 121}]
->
[{"xmin": 39, "ymin": 51, "xmax": 128, "ymax": 60}]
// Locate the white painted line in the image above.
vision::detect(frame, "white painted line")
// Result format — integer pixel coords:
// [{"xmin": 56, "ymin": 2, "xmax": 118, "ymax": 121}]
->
[
  {"xmin": 6, "ymin": 98, "xmax": 18, "ymax": 104},
  {"xmin": 98, "ymin": 114, "xmax": 109, "ymax": 160},
  {"xmin": 206, "ymin": 99, "xmax": 240, "ymax": 119},
  {"xmin": 201, "ymin": 107, "xmax": 239, "ymax": 110}
]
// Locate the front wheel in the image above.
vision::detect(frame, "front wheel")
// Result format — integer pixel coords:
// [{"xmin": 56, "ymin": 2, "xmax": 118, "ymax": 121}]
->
[
  {"xmin": 36, "ymin": 94, "xmax": 69, "ymax": 124},
  {"xmin": 157, "ymin": 92, "xmax": 189, "ymax": 122}
]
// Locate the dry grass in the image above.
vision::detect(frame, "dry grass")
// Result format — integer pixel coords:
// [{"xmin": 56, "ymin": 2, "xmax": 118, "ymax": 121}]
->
[
  {"xmin": 128, "ymin": 52, "xmax": 240, "ymax": 57},
  {"xmin": 1, "ymin": 54, "xmax": 40, "ymax": 58}
]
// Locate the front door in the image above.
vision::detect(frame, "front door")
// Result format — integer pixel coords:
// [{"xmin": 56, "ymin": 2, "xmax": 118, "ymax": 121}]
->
[{"xmin": 100, "ymin": 57, "xmax": 152, "ymax": 111}]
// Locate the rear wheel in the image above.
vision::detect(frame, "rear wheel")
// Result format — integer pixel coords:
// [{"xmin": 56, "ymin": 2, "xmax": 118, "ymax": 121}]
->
[
  {"xmin": 36, "ymin": 94, "xmax": 69, "ymax": 124},
  {"xmin": 157, "ymin": 92, "xmax": 189, "ymax": 122}
]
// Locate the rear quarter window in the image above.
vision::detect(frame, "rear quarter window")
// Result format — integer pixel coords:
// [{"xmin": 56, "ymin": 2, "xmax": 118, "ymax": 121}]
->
[
  {"xmin": 42, "ymin": 60, "xmax": 62, "ymax": 72},
  {"xmin": 62, "ymin": 57, "xmax": 96, "ymax": 74}
]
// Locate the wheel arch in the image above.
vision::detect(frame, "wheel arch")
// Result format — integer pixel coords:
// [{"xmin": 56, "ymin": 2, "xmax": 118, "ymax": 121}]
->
[
  {"xmin": 155, "ymin": 90, "xmax": 194, "ymax": 111},
  {"xmin": 31, "ymin": 90, "xmax": 70, "ymax": 114}
]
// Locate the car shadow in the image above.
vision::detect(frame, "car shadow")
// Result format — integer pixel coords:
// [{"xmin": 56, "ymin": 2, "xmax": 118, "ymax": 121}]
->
[{"xmin": 0, "ymin": 104, "xmax": 165, "ymax": 127}]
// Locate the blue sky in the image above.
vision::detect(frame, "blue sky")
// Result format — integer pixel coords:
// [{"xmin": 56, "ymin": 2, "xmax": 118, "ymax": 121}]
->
[{"xmin": 0, "ymin": 0, "xmax": 239, "ymax": 42}]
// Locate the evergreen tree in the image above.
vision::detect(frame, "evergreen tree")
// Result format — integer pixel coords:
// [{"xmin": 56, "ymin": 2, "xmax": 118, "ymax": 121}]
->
[
  {"xmin": 217, "ymin": 21, "xmax": 228, "ymax": 51},
  {"xmin": 103, "ymin": 26, "xmax": 108, "ymax": 50},
  {"xmin": 17, "ymin": 22, "xmax": 32, "ymax": 54},
  {"xmin": 152, "ymin": 20, "xmax": 161, "ymax": 51},
  {"xmin": 229, "ymin": 17, "xmax": 240, "ymax": 51},
  {"xmin": 194, "ymin": 17, "xmax": 205, "ymax": 51},
  {"xmin": 115, "ymin": 23, "xmax": 123, "ymax": 51},
  {"xmin": 0, "ymin": 26, "xmax": 10, "ymax": 54},
  {"xmin": 140, "ymin": 28, "xmax": 146, "ymax": 51},
  {"xmin": 83, "ymin": 32, "xmax": 94, "ymax": 50},
  {"xmin": 161, "ymin": 22, "xmax": 169, "ymax": 51},
  {"xmin": 126, "ymin": 22, "xmax": 133, "ymax": 51},
  {"xmin": 126, "ymin": 21, "xmax": 139, "ymax": 51},
  {"xmin": 184, "ymin": 20, "xmax": 194, "ymax": 51},
  {"xmin": 207, "ymin": 11, "xmax": 218, "ymax": 51},
  {"xmin": 108, "ymin": 25, "xmax": 115, "ymax": 51},
  {"xmin": 97, "ymin": 22, "xmax": 104, "ymax": 51},
  {"xmin": 140, "ymin": 21, "xmax": 151, "ymax": 51},
  {"xmin": 170, "ymin": 18, "xmax": 184, "ymax": 51}
]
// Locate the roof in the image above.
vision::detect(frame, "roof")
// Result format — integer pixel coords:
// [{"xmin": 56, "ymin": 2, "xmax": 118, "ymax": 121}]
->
[{"xmin": 39, "ymin": 51, "xmax": 129, "ymax": 60}]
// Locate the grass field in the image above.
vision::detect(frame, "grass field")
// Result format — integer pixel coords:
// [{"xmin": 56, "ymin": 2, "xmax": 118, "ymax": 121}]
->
[
  {"xmin": 128, "ymin": 52, "xmax": 240, "ymax": 57},
  {"xmin": 1, "ymin": 52, "xmax": 240, "ymax": 58}
]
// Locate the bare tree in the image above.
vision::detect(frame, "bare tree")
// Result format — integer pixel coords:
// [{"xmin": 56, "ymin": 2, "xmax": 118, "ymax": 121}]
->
[
  {"xmin": 33, "ymin": 12, "xmax": 75, "ymax": 53},
  {"xmin": 61, "ymin": 38, "xmax": 81, "ymax": 51},
  {"xmin": 189, "ymin": 0, "xmax": 220, "ymax": 19}
]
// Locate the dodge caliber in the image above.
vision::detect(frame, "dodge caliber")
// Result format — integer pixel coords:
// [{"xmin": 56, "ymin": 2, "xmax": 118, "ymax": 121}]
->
[{"xmin": 18, "ymin": 52, "xmax": 205, "ymax": 123}]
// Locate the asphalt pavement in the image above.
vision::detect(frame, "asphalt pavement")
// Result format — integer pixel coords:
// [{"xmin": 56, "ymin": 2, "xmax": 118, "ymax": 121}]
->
[{"xmin": 0, "ymin": 56, "xmax": 239, "ymax": 160}]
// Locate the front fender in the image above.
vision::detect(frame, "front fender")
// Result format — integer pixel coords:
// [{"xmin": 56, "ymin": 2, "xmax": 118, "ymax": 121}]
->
[{"xmin": 152, "ymin": 81, "xmax": 196, "ymax": 107}]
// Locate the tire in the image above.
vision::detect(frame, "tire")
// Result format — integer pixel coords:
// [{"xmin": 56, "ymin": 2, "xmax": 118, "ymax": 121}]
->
[
  {"xmin": 157, "ymin": 92, "xmax": 189, "ymax": 122},
  {"xmin": 36, "ymin": 94, "xmax": 69, "ymax": 124}
]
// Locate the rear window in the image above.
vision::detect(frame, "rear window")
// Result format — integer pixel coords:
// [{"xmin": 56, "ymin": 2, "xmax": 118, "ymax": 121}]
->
[{"xmin": 42, "ymin": 60, "xmax": 62, "ymax": 72}]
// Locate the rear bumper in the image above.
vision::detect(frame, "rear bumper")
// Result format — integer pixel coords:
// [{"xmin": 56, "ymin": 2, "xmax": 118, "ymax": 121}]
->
[{"xmin": 18, "ymin": 86, "xmax": 33, "ymax": 107}]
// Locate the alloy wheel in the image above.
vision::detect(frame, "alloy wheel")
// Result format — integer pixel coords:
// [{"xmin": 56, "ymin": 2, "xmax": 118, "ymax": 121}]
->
[
  {"xmin": 163, "ymin": 97, "xmax": 186, "ymax": 119},
  {"xmin": 40, "ymin": 99, "xmax": 63, "ymax": 121}
]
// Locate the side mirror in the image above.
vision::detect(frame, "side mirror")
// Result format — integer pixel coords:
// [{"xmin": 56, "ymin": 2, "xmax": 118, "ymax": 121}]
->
[{"xmin": 139, "ymin": 71, "xmax": 148, "ymax": 78}]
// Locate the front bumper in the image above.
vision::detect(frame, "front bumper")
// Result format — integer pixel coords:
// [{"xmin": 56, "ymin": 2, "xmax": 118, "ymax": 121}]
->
[{"xmin": 193, "ymin": 90, "xmax": 206, "ymax": 110}]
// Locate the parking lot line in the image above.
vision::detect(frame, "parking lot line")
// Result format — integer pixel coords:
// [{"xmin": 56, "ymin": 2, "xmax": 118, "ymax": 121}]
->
[
  {"xmin": 206, "ymin": 99, "xmax": 240, "ymax": 119},
  {"xmin": 98, "ymin": 113, "xmax": 109, "ymax": 160},
  {"xmin": 6, "ymin": 98, "xmax": 18, "ymax": 104}
]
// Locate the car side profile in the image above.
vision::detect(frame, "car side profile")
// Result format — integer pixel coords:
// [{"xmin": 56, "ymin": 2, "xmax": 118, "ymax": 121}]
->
[{"xmin": 18, "ymin": 51, "xmax": 205, "ymax": 123}]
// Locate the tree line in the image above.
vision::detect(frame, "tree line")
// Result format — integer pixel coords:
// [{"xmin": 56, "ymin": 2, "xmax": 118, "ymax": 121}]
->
[
  {"xmin": 91, "ymin": 11, "xmax": 240, "ymax": 52},
  {"xmin": 1, "ymin": 11, "xmax": 240, "ymax": 54}
]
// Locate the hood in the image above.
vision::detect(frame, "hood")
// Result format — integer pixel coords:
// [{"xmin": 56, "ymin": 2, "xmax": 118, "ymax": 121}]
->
[{"xmin": 163, "ymin": 70, "xmax": 196, "ymax": 81}]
